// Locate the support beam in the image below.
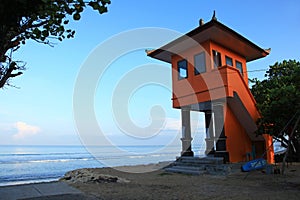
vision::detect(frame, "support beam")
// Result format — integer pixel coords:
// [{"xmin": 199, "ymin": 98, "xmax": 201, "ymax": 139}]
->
[
  {"xmin": 181, "ymin": 107, "xmax": 194, "ymax": 156},
  {"xmin": 205, "ymin": 111, "xmax": 215, "ymax": 155},
  {"xmin": 212, "ymin": 102, "xmax": 229, "ymax": 162},
  {"xmin": 213, "ymin": 102, "xmax": 225, "ymax": 144}
]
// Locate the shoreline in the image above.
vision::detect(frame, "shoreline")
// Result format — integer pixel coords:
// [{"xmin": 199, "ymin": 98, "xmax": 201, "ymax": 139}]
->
[
  {"xmin": 0, "ymin": 145, "xmax": 184, "ymax": 188},
  {"xmin": 0, "ymin": 161, "xmax": 173, "ymax": 187}
]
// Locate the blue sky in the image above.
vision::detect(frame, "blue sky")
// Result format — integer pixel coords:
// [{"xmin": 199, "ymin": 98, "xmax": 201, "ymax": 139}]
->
[{"xmin": 0, "ymin": 0, "xmax": 299, "ymax": 146}]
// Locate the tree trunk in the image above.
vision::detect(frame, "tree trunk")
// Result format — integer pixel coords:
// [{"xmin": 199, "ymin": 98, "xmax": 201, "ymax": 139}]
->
[
  {"xmin": 0, "ymin": 62, "xmax": 23, "ymax": 88},
  {"xmin": 281, "ymin": 116, "xmax": 300, "ymax": 175}
]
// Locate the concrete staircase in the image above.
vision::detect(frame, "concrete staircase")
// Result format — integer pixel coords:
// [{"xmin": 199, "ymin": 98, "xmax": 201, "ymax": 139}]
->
[{"xmin": 164, "ymin": 156, "xmax": 240, "ymax": 175}]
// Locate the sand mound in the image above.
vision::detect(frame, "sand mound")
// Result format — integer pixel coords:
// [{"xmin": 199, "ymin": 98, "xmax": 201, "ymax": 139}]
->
[{"xmin": 60, "ymin": 168, "xmax": 130, "ymax": 184}]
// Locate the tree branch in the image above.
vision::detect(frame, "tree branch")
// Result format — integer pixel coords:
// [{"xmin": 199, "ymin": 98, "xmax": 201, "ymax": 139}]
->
[
  {"xmin": 0, "ymin": 62, "xmax": 23, "ymax": 88},
  {"xmin": 10, "ymin": 72, "xmax": 23, "ymax": 77},
  {"xmin": 20, "ymin": 18, "xmax": 49, "ymax": 33}
]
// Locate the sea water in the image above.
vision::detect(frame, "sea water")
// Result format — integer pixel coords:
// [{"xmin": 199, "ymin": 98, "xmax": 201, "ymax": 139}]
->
[{"xmin": 0, "ymin": 145, "xmax": 205, "ymax": 186}]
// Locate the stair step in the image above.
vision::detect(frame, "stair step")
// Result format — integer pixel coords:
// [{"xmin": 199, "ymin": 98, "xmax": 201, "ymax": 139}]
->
[
  {"xmin": 165, "ymin": 156, "xmax": 235, "ymax": 176},
  {"xmin": 165, "ymin": 167, "xmax": 205, "ymax": 175},
  {"xmin": 176, "ymin": 156, "xmax": 224, "ymax": 165},
  {"xmin": 173, "ymin": 162, "xmax": 207, "ymax": 168},
  {"xmin": 171, "ymin": 165, "xmax": 206, "ymax": 171}
]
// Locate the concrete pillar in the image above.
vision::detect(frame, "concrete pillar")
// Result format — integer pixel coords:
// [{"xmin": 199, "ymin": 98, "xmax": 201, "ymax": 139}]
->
[
  {"xmin": 205, "ymin": 111, "xmax": 215, "ymax": 155},
  {"xmin": 213, "ymin": 103, "xmax": 227, "ymax": 152},
  {"xmin": 212, "ymin": 102, "xmax": 229, "ymax": 162},
  {"xmin": 181, "ymin": 107, "xmax": 194, "ymax": 156},
  {"xmin": 212, "ymin": 102, "xmax": 225, "ymax": 140}
]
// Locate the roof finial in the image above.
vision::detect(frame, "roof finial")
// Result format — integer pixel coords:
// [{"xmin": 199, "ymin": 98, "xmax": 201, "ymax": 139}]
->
[
  {"xmin": 212, "ymin": 10, "xmax": 217, "ymax": 21},
  {"xmin": 199, "ymin": 18, "xmax": 205, "ymax": 26}
]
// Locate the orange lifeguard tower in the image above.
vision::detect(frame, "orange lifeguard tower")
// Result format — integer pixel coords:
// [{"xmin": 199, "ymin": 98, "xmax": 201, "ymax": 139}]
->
[{"xmin": 148, "ymin": 16, "xmax": 274, "ymax": 163}]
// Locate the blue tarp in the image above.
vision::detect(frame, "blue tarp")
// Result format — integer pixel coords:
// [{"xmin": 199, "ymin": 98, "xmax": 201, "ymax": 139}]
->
[{"xmin": 242, "ymin": 158, "xmax": 267, "ymax": 172}]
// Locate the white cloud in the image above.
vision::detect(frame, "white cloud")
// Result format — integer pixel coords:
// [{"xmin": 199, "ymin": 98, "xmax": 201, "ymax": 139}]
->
[{"xmin": 13, "ymin": 122, "xmax": 41, "ymax": 140}]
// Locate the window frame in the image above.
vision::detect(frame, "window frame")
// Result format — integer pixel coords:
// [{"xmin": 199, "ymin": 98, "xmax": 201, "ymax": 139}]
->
[
  {"xmin": 177, "ymin": 59, "xmax": 188, "ymax": 80},
  {"xmin": 194, "ymin": 52, "xmax": 206, "ymax": 75},
  {"xmin": 212, "ymin": 50, "xmax": 222, "ymax": 68},
  {"xmin": 225, "ymin": 56, "xmax": 233, "ymax": 66},
  {"xmin": 235, "ymin": 60, "xmax": 243, "ymax": 76}
]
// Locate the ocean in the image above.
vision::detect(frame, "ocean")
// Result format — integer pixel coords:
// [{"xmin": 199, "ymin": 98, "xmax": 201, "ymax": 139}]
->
[{"xmin": 0, "ymin": 145, "xmax": 205, "ymax": 186}]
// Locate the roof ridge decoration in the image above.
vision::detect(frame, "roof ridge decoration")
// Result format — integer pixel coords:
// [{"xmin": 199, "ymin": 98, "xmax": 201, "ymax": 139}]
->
[{"xmin": 212, "ymin": 10, "xmax": 217, "ymax": 21}]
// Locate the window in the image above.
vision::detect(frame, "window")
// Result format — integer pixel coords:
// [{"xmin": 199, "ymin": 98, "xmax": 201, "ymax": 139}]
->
[
  {"xmin": 225, "ymin": 56, "xmax": 233, "ymax": 66},
  {"xmin": 194, "ymin": 52, "xmax": 206, "ymax": 75},
  {"xmin": 177, "ymin": 59, "xmax": 188, "ymax": 80},
  {"xmin": 236, "ymin": 61, "xmax": 243, "ymax": 75},
  {"xmin": 212, "ymin": 50, "xmax": 222, "ymax": 68}
]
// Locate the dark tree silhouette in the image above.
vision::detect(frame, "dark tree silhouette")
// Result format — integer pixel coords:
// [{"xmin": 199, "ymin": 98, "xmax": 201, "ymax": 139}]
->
[
  {"xmin": 251, "ymin": 60, "xmax": 300, "ymax": 165},
  {"xmin": 0, "ymin": 0, "xmax": 111, "ymax": 88}
]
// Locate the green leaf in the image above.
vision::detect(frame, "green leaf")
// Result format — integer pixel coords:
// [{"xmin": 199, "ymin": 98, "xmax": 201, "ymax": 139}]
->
[
  {"xmin": 102, "ymin": 0, "xmax": 111, "ymax": 4},
  {"xmin": 73, "ymin": 13, "xmax": 81, "ymax": 20},
  {"xmin": 98, "ymin": 6, "xmax": 108, "ymax": 14},
  {"xmin": 42, "ymin": 30, "xmax": 49, "ymax": 37},
  {"xmin": 33, "ymin": 28, "xmax": 41, "ymax": 37},
  {"xmin": 88, "ymin": 2, "xmax": 99, "ymax": 10}
]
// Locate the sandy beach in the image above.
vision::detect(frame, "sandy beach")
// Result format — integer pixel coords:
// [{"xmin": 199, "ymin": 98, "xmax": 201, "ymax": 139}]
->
[{"xmin": 59, "ymin": 162, "xmax": 300, "ymax": 200}]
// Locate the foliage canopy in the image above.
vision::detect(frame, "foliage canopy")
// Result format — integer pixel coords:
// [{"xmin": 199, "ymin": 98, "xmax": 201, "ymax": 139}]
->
[
  {"xmin": 0, "ymin": 0, "xmax": 111, "ymax": 88},
  {"xmin": 251, "ymin": 60, "xmax": 300, "ymax": 138}
]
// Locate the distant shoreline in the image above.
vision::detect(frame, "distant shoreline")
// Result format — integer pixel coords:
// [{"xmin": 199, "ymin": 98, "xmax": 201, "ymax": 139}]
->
[
  {"xmin": 0, "ymin": 161, "xmax": 173, "ymax": 187},
  {"xmin": 0, "ymin": 145, "xmax": 186, "ymax": 186}
]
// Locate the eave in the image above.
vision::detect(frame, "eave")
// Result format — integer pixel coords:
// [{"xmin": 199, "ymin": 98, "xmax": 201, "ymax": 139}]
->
[{"xmin": 147, "ymin": 19, "xmax": 270, "ymax": 63}]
